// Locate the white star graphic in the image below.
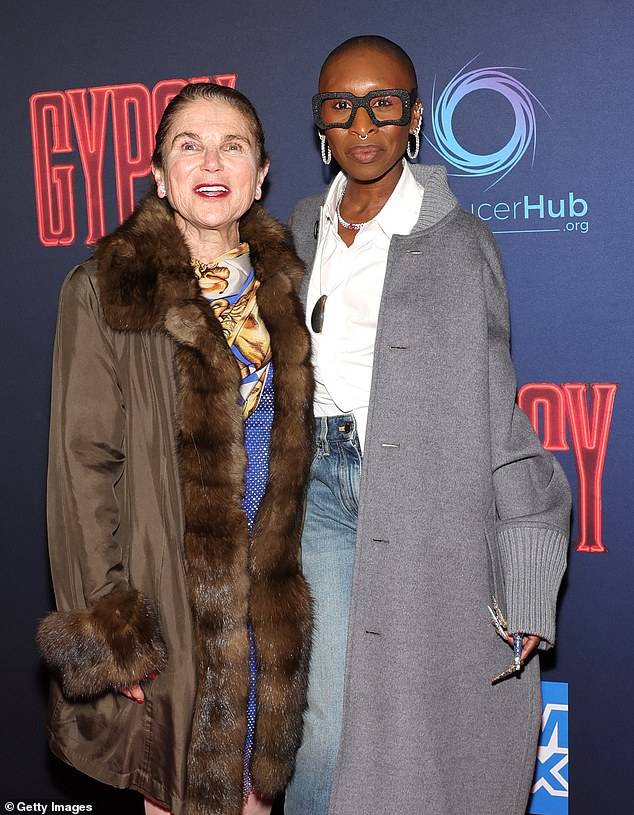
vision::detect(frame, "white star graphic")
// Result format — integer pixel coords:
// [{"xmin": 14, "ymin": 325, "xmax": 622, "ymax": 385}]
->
[{"xmin": 531, "ymin": 703, "xmax": 568, "ymax": 798}]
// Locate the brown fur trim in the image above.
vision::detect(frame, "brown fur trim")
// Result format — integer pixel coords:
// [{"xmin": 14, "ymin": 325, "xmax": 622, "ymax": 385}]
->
[
  {"xmin": 36, "ymin": 589, "xmax": 167, "ymax": 699},
  {"xmin": 247, "ymin": 235, "xmax": 314, "ymax": 798},
  {"xmin": 95, "ymin": 196, "xmax": 305, "ymax": 334},
  {"xmin": 94, "ymin": 196, "xmax": 194, "ymax": 332}
]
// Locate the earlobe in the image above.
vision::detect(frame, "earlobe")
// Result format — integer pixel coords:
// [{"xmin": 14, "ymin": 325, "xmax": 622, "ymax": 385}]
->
[
  {"xmin": 255, "ymin": 161, "xmax": 270, "ymax": 200},
  {"xmin": 152, "ymin": 165, "xmax": 166, "ymax": 198}
]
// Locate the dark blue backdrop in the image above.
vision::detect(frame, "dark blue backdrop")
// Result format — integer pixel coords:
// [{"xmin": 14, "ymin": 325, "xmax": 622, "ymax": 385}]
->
[{"xmin": 2, "ymin": 2, "xmax": 632, "ymax": 813}]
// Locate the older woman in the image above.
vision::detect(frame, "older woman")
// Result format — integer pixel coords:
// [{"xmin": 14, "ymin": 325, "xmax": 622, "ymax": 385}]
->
[
  {"xmin": 284, "ymin": 36, "xmax": 571, "ymax": 815},
  {"xmin": 37, "ymin": 83, "xmax": 313, "ymax": 815}
]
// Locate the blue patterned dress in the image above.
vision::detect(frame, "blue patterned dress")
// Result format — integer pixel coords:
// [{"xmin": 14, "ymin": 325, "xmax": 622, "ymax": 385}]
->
[{"xmin": 241, "ymin": 364, "xmax": 274, "ymax": 798}]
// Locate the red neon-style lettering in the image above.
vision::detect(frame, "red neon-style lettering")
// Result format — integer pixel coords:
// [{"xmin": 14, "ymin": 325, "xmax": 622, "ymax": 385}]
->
[
  {"xmin": 32, "ymin": 74, "xmax": 238, "ymax": 246},
  {"xmin": 562, "ymin": 383, "xmax": 617, "ymax": 553},
  {"xmin": 517, "ymin": 383, "xmax": 569, "ymax": 451},
  {"xmin": 30, "ymin": 92, "xmax": 76, "ymax": 246},
  {"xmin": 151, "ymin": 76, "xmax": 231, "ymax": 134},
  {"xmin": 212, "ymin": 74, "xmax": 238, "ymax": 88},
  {"xmin": 66, "ymin": 87, "xmax": 111, "ymax": 244},
  {"xmin": 152, "ymin": 80, "xmax": 187, "ymax": 135},
  {"xmin": 110, "ymin": 84, "xmax": 154, "ymax": 222}
]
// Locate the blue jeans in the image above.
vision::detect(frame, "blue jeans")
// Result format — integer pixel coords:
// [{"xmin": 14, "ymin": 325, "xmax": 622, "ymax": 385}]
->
[{"xmin": 284, "ymin": 416, "xmax": 360, "ymax": 815}]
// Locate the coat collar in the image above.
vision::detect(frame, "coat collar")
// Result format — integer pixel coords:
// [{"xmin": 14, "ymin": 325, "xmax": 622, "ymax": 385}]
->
[{"xmin": 408, "ymin": 163, "xmax": 459, "ymax": 232}]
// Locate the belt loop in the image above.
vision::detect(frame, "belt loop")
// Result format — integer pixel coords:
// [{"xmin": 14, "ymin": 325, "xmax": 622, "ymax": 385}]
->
[
  {"xmin": 349, "ymin": 414, "xmax": 357, "ymax": 437},
  {"xmin": 316, "ymin": 416, "xmax": 328, "ymax": 454}
]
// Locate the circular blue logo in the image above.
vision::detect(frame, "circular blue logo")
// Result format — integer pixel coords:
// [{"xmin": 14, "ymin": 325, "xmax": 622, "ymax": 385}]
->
[{"xmin": 426, "ymin": 59, "xmax": 546, "ymax": 188}]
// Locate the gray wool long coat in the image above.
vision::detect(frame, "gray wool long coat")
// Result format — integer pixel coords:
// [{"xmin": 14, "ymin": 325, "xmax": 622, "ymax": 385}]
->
[{"xmin": 289, "ymin": 164, "xmax": 571, "ymax": 815}]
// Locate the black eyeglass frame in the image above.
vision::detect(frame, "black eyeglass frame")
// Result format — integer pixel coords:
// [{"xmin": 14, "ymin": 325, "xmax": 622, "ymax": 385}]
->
[{"xmin": 312, "ymin": 88, "xmax": 417, "ymax": 130}]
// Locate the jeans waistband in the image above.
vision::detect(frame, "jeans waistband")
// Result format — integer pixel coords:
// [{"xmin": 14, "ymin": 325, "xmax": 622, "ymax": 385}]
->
[{"xmin": 315, "ymin": 414, "xmax": 358, "ymax": 445}]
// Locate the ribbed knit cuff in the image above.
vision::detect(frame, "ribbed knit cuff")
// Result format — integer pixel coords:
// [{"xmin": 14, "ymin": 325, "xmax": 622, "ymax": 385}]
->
[{"xmin": 496, "ymin": 525, "xmax": 568, "ymax": 649}]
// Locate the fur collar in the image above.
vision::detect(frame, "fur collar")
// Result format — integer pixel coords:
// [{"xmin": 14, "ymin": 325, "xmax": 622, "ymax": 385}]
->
[{"xmin": 95, "ymin": 195, "xmax": 304, "ymax": 334}]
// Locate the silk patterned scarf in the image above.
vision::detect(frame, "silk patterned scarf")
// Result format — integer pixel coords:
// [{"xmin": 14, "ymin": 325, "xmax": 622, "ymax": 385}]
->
[{"xmin": 192, "ymin": 243, "xmax": 272, "ymax": 419}]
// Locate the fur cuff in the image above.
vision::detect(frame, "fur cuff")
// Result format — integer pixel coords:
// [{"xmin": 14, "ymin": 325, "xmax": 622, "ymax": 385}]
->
[{"xmin": 37, "ymin": 588, "xmax": 167, "ymax": 699}]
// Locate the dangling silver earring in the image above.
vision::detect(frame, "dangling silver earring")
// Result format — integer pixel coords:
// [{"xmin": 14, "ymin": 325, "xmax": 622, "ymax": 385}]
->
[
  {"xmin": 319, "ymin": 132, "xmax": 331, "ymax": 165},
  {"xmin": 407, "ymin": 116, "xmax": 422, "ymax": 161},
  {"xmin": 158, "ymin": 184, "xmax": 166, "ymax": 195}
]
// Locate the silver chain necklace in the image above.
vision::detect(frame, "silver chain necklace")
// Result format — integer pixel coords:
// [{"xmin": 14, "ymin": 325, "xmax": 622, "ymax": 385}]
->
[{"xmin": 336, "ymin": 182, "xmax": 374, "ymax": 231}]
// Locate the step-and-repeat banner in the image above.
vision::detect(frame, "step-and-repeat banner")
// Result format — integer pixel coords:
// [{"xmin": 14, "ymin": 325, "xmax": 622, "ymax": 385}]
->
[{"xmin": 2, "ymin": 1, "xmax": 632, "ymax": 812}]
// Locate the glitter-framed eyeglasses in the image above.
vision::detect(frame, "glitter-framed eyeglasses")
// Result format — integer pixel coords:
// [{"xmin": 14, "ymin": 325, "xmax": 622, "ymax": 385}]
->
[{"xmin": 312, "ymin": 88, "xmax": 417, "ymax": 130}]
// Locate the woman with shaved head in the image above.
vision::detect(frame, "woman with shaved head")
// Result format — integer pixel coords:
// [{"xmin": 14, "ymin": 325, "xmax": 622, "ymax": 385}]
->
[{"xmin": 284, "ymin": 35, "xmax": 571, "ymax": 815}]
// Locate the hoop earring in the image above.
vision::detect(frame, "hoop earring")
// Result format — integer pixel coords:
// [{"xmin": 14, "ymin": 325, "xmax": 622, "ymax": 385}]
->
[
  {"xmin": 319, "ymin": 132, "xmax": 331, "ymax": 165},
  {"xmin": 407, "ymin": 118, "xmax": 422, "ymax": 161}
]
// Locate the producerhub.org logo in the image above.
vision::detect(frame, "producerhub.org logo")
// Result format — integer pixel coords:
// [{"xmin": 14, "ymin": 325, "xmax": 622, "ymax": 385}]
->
[
  {"xmin": 426, "ymin": 58, "xmax": 589, "ymax": 235},
  {"xmin": 426, "ymin": 57, "xmax": 546, "ymax": 189}
]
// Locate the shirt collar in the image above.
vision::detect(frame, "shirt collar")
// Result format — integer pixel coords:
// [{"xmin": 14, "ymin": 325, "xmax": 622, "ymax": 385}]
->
[{"xmin": 323, "ymin": 160, "xmax": 424, "ymax": 239}]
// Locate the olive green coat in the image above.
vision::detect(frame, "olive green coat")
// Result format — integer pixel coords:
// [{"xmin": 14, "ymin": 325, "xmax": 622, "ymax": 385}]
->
[{"xmin": 38, "ymin": 197, "xmax": 314, "ymax": 815}]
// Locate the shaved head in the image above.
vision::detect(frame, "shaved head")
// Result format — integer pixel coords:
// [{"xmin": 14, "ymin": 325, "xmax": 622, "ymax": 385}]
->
[{"xmin": 319, "ymin": 35, "xmax": 417, "ymax": 92}]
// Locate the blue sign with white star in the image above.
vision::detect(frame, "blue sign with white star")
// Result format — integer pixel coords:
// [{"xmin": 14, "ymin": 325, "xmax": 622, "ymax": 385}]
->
[{"xmin": 528, "ymin": 681, "xmax": 569, "ymax": 815}]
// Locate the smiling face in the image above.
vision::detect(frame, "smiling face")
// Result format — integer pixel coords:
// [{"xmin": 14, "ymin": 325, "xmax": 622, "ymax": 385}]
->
[
  {"xmin": 152, "ymin": 97, "xmax": 269, "ymax": 259},
  {"xmin": 319, "ymin": 46, "xmax": 421, "ymax": 186}
]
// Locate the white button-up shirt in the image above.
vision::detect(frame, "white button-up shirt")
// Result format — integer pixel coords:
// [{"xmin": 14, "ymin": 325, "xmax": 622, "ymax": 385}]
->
[{"xmin": 306, "ymin": 161, "xmax": 424, "ymax": 450}]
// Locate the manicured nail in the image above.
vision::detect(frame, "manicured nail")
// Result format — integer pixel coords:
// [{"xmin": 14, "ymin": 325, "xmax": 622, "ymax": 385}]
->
[
  {"xmin": 137, "ymin": 698, "xmax": 143, "ymax": 704},
  {"xmin": 149, "ymin": 673, "xmax": 158, "ymax": 680}
]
